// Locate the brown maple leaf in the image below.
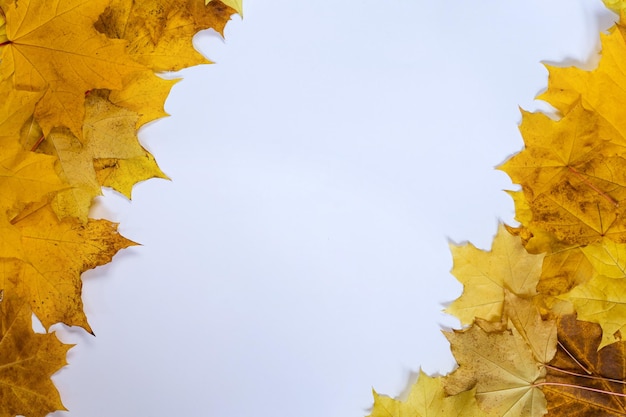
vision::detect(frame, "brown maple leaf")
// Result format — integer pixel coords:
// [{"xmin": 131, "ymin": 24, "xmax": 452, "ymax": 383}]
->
[{"xmin": 543, "ymin": 314, "xmax": 626, "ymax": 416}]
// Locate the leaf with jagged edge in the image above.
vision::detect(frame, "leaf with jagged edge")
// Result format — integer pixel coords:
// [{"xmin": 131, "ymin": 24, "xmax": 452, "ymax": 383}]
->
[
  {"xmin": 368, "ymin": 370, "xmax": 484, "ymax": 417},
  {"xmin": 444, "ymin": 322, "xmax": 550, "ymax": 417},
  {"xmin": 0, "ymin": 0, "xmax": 144, "ymax": 138},
  {"xmin": 446, "ymin": 223, "xmax": 544, "ymax": 326},
  {"xmin": 544, "ymin": 315, "xmax": 626, "ymax": 416},
  {"xmin": 0, "ymin": 204, "xmax": 135, "ymax": 331},
  {"xmin": 505, "ymin": 191, "xmax": 592, "ymax": 303},
  {"xmin": 27, "ymin": 92, "xmax": 167, "ymax": 220},
  {"xmin": 500, "ymin": 102, "xmax": 626, "ymax": 246},
  {"xmin": 560, "ymin": 263, "xmax": 626, "ymax": 349},
  {"xmin": 96, "ymin": 0, "xmax": 237, "ymax": 72},
  {"xmin": 0, "ymin": 290, "xmax": 72, "ymax": 417},
  {"xmin": 109, "ymin": 71, "xmax": 180, "ymax": 129}
]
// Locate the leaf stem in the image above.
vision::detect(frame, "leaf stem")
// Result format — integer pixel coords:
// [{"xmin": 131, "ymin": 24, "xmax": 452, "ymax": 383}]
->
[
  {"xmin": 568, "ymin": 165, "xmax": 619, "ymax": 207},
  {"xmin": 30, "ymin": 135, "xmax": 45, "ymax": 152},
  {"xmin": 545, "ymin": 364, "xmax": 626, "ymax": 385},
  {"xmin": 558, "ymin": 340, "xmax": 592, "ymax": 374},
  {"xmin": 534, "ymin": 381, "xmax": 626, "ymax": 398}
]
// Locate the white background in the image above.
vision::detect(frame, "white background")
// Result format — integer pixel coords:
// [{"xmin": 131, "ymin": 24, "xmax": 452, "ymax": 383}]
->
[{"xmin": 48, "ymin": 1, "xmax": 615, "ymax": 417}]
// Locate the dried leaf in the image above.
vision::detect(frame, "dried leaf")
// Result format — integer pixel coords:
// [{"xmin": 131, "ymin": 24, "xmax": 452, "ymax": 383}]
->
[
  {"xmin": 444, "ymin": 323, "xmax": 549, "ymax": 417},
  {"xmin": 0, "ymin": 292, "xmax": 71, "ymax": 417},
  {"xmin": 368, "ymin": 370, "xmax": 484, "ymax": 417},
  {"xmin": 446, "ymin": 224, "xmax": 544, "ymax": 325}
]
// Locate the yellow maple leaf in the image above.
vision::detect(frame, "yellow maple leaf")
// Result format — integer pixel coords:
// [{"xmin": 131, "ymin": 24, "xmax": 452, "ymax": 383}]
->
[
  {"xmin": 446, "ymin": 224, "xmax": 544, "ymax": 325},
  {"xmin": 109, "ymin": 71, "xmax": 180, "ymax": 128},
  {"xmin": 0, "ymin": 0, "xmax": 144, "ymax": 138},
  {"xmin": 560, "ymin": 242, "xmax": 626, "ymax": 349},
  {"xmin": 539, "ymin": 24, "xmax": 626, "ymax": 144},
  {"xmin": 503, "ymin": 291, "xmax": 558, "ymax": 363},
  {"xmin": 506, "ymin": 192, "xmax": 593, "ymax": 300},
  {"xmin": 96, "ymin": 0, "xmax": 237, "ymax": 72},
  {"xmin": 500, "ymin": 102, "xmax": 626, "ymax": 245},
  {"xmin": 603, "ymin": 0, "xmax": 626, "ymax": 13},
  {"xmin": 0, "ymin": 78, "xmax": 41, "ymax": 141},
  {"xmin": 207, "ymin": 0, "xmax": 242, "ymax": 16},
  {"xmin": 0, "ymin": 291, "xmax": 71, "ymax": 417},
  {"xmin": 368, "ymin": 370, "xmax": 484, "ymax": 417},
  {"xmin": 30, "ymin": 92, "xmax": 167, "ymax": 220},
  {"xmin": 1, "ymin": 204, "xmax": 136, "ymax": 331},
  {"xmin": 444, "ymin": 322, "xmax": 550, "ymax": 417},
  {"xmin": 0, "ymin": 142, "xmax": 66, "ymax": 225}
]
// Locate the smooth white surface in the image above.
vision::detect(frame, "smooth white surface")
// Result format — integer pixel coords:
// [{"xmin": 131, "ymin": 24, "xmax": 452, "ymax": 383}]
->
[{"xmin": 49, "ymin": 2, "xmax": 615, "ymax": 417}]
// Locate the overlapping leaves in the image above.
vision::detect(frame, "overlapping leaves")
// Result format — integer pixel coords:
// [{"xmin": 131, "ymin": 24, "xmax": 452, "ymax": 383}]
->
[
  {"xmin": 0, "ymin": 0, "xmax": 240, "ymax": 415},
  {"xmin": 367, "ymin": 6, "xmax": 626, "ymax": 417}
]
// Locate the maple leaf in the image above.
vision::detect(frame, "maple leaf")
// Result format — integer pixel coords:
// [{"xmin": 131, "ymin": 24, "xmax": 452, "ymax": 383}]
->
[
  {"xmin": 560, "ymin": 244, "xmax": 626, "ymax": 349},
  {"xmin": 0, "ymin": 0, "xmax": 242, "ymax": 414},
  {"xmin": 207, "ymin": 0, "xmax": 242, "ymax": 16},
  {"xmin": 0, "ymin": 143, "xmax": 65, "ymax": 226},
  {"xmin": 29, "ymin": 92, "xmax": 168, "ymax": 220},
  {"xmin": 504, "ymin": 292, "xmax": 558, "ymax": 364},
  {"xmin": 0, "ymin": 292, "xmax": 71, "ymax": 417},
  {"xmin": 368, "ymin": 370, "xmax": 485, "ymax": 417},
  {"xmin": 96, "ymin": 0, "xmax": 237, "ymax": 72},
  {"xmin": 500, "ymin": 102, "xmax": 626, "ymax": 246},
  {"xmin": 108, "ymin": 71, "xmax": 180, "ymax": 128},
  {"xmin": 1, "ymin": 204, "xmax": 136, "ymax": 331},
  {"xmin": 505, "ymin": 192, "xmax": 593, "ymax": 300},
  {"xmin": 603, "ymin": 0, "xmax": 626, "ymax": 13},
  {"xmin": 543, "ymin": 314, "xmax": 626, "ymax": 416},
  {"xmin": 0, "ymin": 78, "xmax": 41, "ymax": 142},
  {"xmin": 539, "ymin": 24, "xmax": 626, "ymax": 139},
  {"xmin": 443, "ymin": 321, "xmax": 551, "ymax": 417},
  {"xmin": 446, "ymin": 224, "xmax": 544, "ymax": 325},
  {"xmin": 0, "ymin": 0, "xmax": 144, "ymax": 138}
]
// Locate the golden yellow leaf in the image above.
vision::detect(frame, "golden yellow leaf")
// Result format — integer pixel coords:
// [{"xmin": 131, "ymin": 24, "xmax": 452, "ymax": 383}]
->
[
  {"xmin": 30, "ymin": 92, "xmax": 167, "ymax": 220},
  {"xmin": 0, "ymin": 78, "xmax": 41, "ymax": 141},
  {"xmin": 96, "ymin": 0, "xmax": 237, "ymax": 72},
  {"xmin": 603, "ymin": 0, "xmax": 626, "ymax": 13},
  {"xmin": 561, "ymin": 270, "xmax": 626, "ymax": 349},
  {"xmin": 0, "ymin": 291, "xmax": 71, "ymax": 417},
  {"xmin": 500, "ymin": 102, "xmax": 626, "ymax": 245},
  {"xmin": 0, "ymin": 0, "xmax": 144, "ymax": 137},
  {"xmin": 0, "ymin": 142, "xmax": 65, "ymax": 224},
  {"xmin": 0, "ymin": 204, "xmax": 135, "ymax": 331},
  {"xmin": 446, "ymin": 224, "xmax": 544, "ymax": 325},
  {"xmin": 368, "ymin": 370, "xmax": 484, "ymax": 417},
  {"xmin": 506, "ymin": 192, "xmax": 593, "ymax": 299},
  {"xmin": 444, "ymin": 322, "xmax": 550, "ymax": 417},
  {"xmin": 0, "ymin": 9, "xmax": 6, "ymax": 44},
  {"xmin": 109, "ymin": 71, "xmax": 180, "ymax": 128},
  {"xmin": 207, "ymin": 0, "xmax": 242, "ymax": 16},
  {"xmin": 539, "ymin": 24, "xmax": 626, "ymax": 143}
]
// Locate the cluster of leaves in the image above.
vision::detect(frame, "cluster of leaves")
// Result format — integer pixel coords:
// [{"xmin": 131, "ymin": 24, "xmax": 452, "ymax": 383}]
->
[
  {"xmin": 367, "ymin": 4, "xmax": 626, "ymax": 417},
  {"xmin": 0, "ymin": 0, "xmax": 240, "ymax": 415}
]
